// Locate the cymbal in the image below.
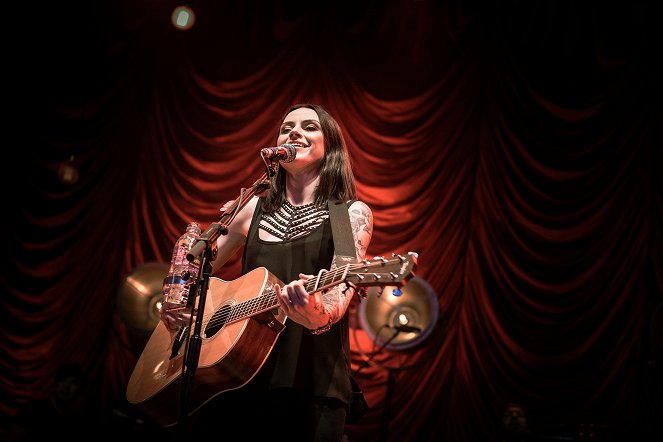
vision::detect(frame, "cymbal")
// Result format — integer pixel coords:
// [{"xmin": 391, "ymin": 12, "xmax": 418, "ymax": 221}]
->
[{"xmin": 117, "ymin": 262, "xmax": 169, "ymax": 335}]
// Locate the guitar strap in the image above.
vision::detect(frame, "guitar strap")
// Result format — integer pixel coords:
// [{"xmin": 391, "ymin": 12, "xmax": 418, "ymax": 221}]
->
[
  {"xmin": 329, "ymin": 199, "xmax": 370, "ymax": 423},
  {"xmin": 328, "ymin": 200, "xmax": 357, "ymax": 266}
]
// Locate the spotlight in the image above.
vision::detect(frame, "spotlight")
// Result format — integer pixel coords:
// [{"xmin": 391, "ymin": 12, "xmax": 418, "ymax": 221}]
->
[
  {"xmin": 57, "ymin": 156, "xmax": 79, "ymax": 185},
  {"xmin": 359, "ymin": 276, "xmax": 439, "ymax": 351},
  {"xmin": 171, "ymin": 5, "xmax": 195, "ymax": 31}
]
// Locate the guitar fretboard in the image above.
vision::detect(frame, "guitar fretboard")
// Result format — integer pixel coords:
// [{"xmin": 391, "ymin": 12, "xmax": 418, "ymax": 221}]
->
[
  {"xmin": 227, "ymin": 266, "xmax": 348, "ymax": 322},
  {"xmin": 206, "ymin": 253, "xmax": 415, "ymax": 329}
]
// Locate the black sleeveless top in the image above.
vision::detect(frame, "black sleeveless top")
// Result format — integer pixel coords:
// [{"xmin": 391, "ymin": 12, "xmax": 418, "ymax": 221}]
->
[{"xmin": 241, "ymin": 199, "xmax": 353, "ymax": 405}]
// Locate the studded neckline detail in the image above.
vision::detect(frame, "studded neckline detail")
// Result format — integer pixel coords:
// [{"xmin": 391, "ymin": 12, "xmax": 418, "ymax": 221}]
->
[{"xmin": 259, "ymin": 200, "xmax": 329, "ymax": 241}]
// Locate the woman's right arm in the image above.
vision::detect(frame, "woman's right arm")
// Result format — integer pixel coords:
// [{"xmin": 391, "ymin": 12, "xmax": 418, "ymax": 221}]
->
[
  {"xmin": 210, "ymin": 195, "xmax": 259, "ymax": 274},
  {"xmin": 160, "ymin": 196, "xmax": 258, "ymax": 330}
]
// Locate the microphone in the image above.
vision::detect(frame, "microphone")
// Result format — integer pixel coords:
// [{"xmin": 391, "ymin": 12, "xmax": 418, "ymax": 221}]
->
[
  {"xmin": 389, "ymin": 324, "xmax": 421, "ymax": 333},
  {"xmin": 260, "ymin": 144, "xmax": 297, "ymax": 163}
]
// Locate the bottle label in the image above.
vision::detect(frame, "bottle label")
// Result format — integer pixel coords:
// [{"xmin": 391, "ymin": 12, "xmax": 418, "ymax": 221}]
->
[
  {"xmin": 163, "ymin": 275, "xmax": 186, "ymax": 286},
  {"xmin": 163, "ymin": 222, "xmax": 202, "ymax": 308}
]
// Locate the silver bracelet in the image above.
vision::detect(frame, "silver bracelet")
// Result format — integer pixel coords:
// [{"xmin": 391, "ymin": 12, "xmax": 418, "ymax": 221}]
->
[{"xmin": 309, "ymin": 313, "xmax": 333, "ymax": 335}]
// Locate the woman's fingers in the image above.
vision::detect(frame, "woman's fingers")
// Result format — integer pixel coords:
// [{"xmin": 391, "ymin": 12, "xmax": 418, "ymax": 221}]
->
[
  {"xmin": 273, "ymin": 284, "xmax": 289, "ymax": 310},
  {"xmin": 286, "ymin": 280, "xmax": 310, "ymax": 306}
]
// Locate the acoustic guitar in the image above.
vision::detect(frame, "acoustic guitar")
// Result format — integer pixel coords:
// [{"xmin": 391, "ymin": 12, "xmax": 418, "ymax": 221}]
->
[{"xmin": 126, "ymin": 252, "xmax": 417, "ymax": 426}]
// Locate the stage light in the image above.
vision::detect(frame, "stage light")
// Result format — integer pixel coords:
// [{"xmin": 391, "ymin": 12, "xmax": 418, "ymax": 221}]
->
[
  {"xmin": 359, "ymin": 276, "xmax": 439, "ymax": 351},
  {"xmin": 171, "ymin": 5, "xmax": 195, "ymax": 31},
  {"xmin": 57, "ymin": 156, "xmax": 79, "ymax": 185}
]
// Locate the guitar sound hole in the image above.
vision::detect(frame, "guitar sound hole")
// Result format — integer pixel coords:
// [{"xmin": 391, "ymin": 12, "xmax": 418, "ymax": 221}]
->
[{"xmin": 205, "ymin": 305, "xmax": 231, "ymax": 337}]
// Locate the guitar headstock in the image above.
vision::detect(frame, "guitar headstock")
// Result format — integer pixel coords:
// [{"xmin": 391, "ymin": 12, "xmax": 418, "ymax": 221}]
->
[{"xmin": 346, "ymin": 252, "xmax": 418, "ymax": 288}]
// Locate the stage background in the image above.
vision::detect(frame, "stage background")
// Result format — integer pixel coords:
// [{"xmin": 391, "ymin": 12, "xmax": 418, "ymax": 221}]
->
[{"xmin": 3, "ymin": 1, "xmax": 662, "ymax": 440}]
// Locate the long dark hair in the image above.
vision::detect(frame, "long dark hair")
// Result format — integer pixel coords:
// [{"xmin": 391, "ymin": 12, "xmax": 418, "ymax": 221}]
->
[{"xmin": 262, "ymin": 103, "xmax": 357, "ymax": 213}]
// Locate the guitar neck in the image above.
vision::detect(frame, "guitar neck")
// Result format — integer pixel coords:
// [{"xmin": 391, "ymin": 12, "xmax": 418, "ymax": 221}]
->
[
  {"xmin": 225, "ymin": 253, "xmax": 417, "ymax": 325},
  {"xmin": 227, "ymin": 266, "xmax": 348, "ymax": 323}
]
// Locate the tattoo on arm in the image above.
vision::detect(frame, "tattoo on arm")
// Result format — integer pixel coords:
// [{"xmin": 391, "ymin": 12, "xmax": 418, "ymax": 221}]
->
[
  {"xmin": 321, "ymin": 279, "xmax": 352, "ymax": 322},
  {"xmin": 321, "ymin": 201, "xmax": 374, "ymax": 324},
  {"xmin": 349, "ymin": 202, "xmax": 373, "ymax": 260}
]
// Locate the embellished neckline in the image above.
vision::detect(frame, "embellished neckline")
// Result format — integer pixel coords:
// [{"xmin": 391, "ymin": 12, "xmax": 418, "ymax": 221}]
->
[
  {"xmin": 283, "ymin": 200, "xmax": 316, "ymax": 210},
  {"xmin": 259, "ymin": 200, "xmax": 329, "ymax": 242}
]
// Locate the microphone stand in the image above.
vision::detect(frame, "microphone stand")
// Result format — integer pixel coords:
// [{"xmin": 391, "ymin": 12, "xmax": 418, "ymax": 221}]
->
[
  {"xmin": 350, "ymin": 327, "xmax": 406, "ymax": 442},
  {"xmin": 352, "ymin": 327, "xmax": 402, "ymax": 377},
  {"xmin": 351, "ymin": 327, "xmax": 402, "ymax": 441},
  {"xmin": 175, "ymin": 157, "xmax": 278, "ymax": 434}
]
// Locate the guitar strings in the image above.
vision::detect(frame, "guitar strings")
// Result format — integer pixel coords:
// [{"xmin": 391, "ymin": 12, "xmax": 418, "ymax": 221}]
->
[
  {"xmin": 201, "ymin": 256, "xmax": 404, "ymax": 331},
  {"xmin": 202, "ymin": 265, "xmax": 349, "ymax": 329}
]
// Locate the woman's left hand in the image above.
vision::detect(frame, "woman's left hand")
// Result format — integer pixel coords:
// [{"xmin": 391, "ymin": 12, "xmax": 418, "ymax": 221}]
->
[{"xmin": 274, "ymin": 273, "xmax": 329, "ymax": 329}]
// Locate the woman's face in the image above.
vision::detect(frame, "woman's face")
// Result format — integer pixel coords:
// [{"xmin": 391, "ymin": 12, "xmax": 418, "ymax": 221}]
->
[{"xmin": 276, "ymin": 107, "xmax": 325, "ymax": 169}]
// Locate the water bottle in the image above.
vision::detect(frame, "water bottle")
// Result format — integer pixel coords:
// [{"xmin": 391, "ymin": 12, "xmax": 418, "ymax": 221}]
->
[{"xmin": 162, "ymin": 221, "xmax": 202, "ymax": 311}]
